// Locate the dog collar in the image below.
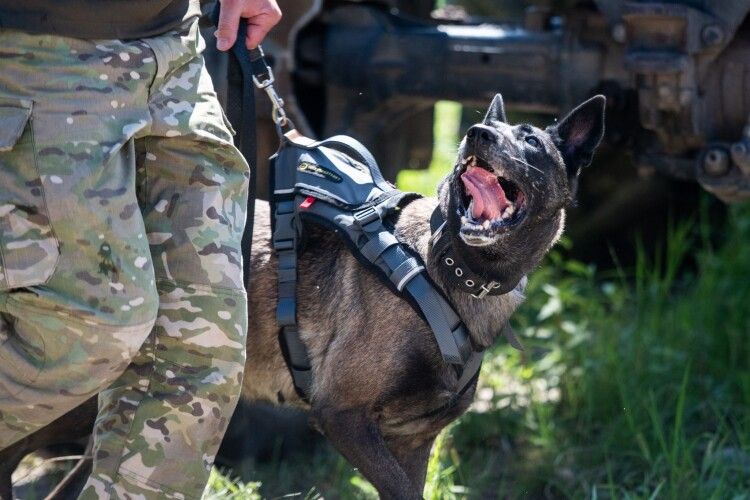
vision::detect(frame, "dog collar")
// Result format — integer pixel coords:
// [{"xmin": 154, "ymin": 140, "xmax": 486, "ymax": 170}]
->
[{"xmin": 429, "ymin": 207, "xmax": 518, "ymax": 299}]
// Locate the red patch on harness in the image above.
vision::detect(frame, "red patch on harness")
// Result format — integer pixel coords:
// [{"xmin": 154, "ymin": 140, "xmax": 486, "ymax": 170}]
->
[{"xmin": 300, "ymin": 196, "xmax": 316, "ymax": 209}]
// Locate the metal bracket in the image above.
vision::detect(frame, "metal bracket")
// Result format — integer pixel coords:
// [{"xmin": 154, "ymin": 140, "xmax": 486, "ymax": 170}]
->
[
  {"xmin": 249, "ymin": 46, "xmax": 293, "ymax": 132},
  {"xmin": 472, "ymin": 281, "xmax": 499, "ymax": 300}
]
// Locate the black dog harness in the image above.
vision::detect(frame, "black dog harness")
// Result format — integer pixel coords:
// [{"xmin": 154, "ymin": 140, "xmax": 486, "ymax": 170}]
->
[{"xmin": 270, "ymin": 130, "xmax": 485, "ymax": 401}]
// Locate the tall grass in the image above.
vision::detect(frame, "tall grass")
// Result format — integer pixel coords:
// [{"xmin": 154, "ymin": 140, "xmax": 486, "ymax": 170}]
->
[{"xmin": 448, "ymin": 200, "xmax": 750, "ymax": 499}]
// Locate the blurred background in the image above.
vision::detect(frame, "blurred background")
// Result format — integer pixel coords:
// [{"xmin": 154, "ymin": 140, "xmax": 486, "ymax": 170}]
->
[{"xmin": 11, "ymin": 0, "xmax": 750, "ymax": 498}]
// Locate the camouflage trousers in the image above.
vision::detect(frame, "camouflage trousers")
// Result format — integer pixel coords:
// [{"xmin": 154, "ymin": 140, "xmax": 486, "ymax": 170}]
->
[{"xmin": 0, "ymin": 20, "xmax": 249, "ymax": 499}]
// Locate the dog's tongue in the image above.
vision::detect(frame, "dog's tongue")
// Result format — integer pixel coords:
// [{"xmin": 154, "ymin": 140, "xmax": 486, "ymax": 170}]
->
[{"xmin": 461, "ymin": 166, "xmax": 508, "ymax": 220}]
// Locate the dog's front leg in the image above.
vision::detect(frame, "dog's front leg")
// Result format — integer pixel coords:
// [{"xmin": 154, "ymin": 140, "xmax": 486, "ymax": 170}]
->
[
  {"xmin": 312, "ymin": 406, "xmax": 422, "ymax": 500},
  {"xmin": 391, "ymin": 437, "xmax": 435, "ymax": 495}
]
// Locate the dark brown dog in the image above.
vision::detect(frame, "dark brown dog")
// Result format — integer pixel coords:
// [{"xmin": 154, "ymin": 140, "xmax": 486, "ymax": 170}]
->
[{"xmin": 0, "ymin": 94, "xmax": 605, "ymax": 500}]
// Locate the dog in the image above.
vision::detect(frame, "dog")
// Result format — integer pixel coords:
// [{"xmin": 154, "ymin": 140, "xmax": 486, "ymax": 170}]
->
[{"xmin": 0, "ymin": 93, "xmax": 605, "ymax": 500}]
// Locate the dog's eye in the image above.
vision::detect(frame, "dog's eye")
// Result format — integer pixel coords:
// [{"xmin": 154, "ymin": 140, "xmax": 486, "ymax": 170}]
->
[{"xmin": 525, "ymin": 136, "xmax": 541, "ymax": 148}]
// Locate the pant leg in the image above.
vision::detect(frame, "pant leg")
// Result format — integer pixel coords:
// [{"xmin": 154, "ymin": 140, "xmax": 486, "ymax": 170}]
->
[
  {"xmin": 0, "ymin": 32, "xmax": 161, "ymax": 448},
  {"xmin": 81, "ymin": 23, "xmax": 250, "ymax": 500}
]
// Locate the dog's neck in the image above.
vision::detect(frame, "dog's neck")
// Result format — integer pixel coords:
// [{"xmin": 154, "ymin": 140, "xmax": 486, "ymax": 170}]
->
[
  {"xmin": 428, "ymin": 207, "xmax": 522, "ymax": 298},
  {"xmin": 394, "ymin": 197, "xmax": 526, "ymax": 349}
]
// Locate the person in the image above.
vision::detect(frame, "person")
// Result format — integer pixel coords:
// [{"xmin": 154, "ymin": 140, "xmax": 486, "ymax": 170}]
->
[{"xmin": 0, "ymin": 0, "xmax": 281, "ymax": 497}]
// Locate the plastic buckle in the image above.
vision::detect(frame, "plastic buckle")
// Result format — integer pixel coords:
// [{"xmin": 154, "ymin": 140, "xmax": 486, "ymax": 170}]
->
[
  {"xmin": 273, "ymin": 239, "xmax": 295, "ymax": 251},
  {"xmin": 472, "ymin": 281, "xmax": 496, "ymax": 299},
  {"xmin": 353, "ymin": 206, "xmax": 380, "ymax": 228}
]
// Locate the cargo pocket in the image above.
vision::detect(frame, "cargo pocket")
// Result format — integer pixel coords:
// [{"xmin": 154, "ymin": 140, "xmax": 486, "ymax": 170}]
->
[{"xmin": 0, "ymin": 97, "xmax": 59, "ymax": 291}]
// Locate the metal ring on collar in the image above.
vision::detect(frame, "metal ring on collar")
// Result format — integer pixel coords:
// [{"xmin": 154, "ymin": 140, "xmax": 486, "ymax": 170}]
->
[
  {"xmin": 445, "ymin": 257, "xmax": 454, "ymax": 266},
  {"xmin": 455, "ymin": 268, "xmax": 463, "ymax": 277},
  {"xmin": 465, "ymin": 279, "xmax": 474, "ymax": 287}
]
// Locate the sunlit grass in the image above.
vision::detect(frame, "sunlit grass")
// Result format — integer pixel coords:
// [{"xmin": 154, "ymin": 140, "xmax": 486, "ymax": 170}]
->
[{"xmin": 204, "ymin": 469, "xmax": 262, "ymax": 500}]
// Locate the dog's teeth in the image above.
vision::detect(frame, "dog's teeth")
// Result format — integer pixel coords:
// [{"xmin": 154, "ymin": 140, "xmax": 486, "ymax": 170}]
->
[
  {"xmin": 482, "ymin": 219, "xmax": 491, "ymax": 229},
  {"xmin": 500, "ymin": 206, "xmax": 512, "ymax": 220},
  {"xmin": 461, "ymin": 216, "xmax": 468, "ymax": 224}
]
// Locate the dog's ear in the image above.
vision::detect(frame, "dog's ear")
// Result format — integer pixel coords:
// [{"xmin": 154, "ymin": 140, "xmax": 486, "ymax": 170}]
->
[
  {"xmin": 547, "ymin": 95, "xmax": 606, "ymax": 178},
  {"xmin": 483, "ymin": 93, "xmax": 507, "ymax": 124}
]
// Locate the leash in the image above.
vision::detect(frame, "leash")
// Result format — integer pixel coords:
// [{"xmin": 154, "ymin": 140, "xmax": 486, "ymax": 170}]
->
[{"xmin": 210, "ymin": 4, "xmax": 294, "ymax": 290}]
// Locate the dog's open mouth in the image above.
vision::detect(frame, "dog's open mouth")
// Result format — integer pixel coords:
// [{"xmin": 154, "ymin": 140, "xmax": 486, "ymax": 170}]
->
[{"xmin": 459, "ymin": 156, "xmax": 527, "ymax": 237}]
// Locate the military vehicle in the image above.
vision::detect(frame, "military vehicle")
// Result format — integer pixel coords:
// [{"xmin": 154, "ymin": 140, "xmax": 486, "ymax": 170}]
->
[{"xmin": 201, "ymin": 0, "xmax": 750, "ymax": 205}]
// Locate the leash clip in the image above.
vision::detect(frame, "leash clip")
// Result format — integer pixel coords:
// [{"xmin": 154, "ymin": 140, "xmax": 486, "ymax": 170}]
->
[
  {"xmin": 251, "ymin": 64, "xmax": 275, "ymax": 89},
  {"xmin": 247, "ymin": 46, "xmax": 293, "ymax": 132}
]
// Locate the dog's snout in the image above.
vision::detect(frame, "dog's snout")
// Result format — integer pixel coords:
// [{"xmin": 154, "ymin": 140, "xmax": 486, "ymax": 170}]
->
[{"xmin": 467, "ymin": 124, "xmax": 499, "ymax": 146}]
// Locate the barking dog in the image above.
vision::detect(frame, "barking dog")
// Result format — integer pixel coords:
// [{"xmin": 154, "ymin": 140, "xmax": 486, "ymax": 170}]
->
[{"xmin": 0, "ymin": 94, "xmax": 605, "ymax": 500}]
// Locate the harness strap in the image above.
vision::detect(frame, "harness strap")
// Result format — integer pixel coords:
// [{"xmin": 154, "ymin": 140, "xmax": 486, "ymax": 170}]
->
[
  {"xmin": 300, "ymin": 195, "xmax": 478, "ymax": 370},
  {"xmin": 271, "ymin": 143, "xmax": 312, "ymax": 400},
  {"xmin": 361, "ymin": 232, "xmax": 400, "ymax": 262},
  {"xmin": 401, "ymin": 274, "xmax": 473, "ymax": 365},
  {"xmin": 344, "ymin": 205, "xmax": 477, "ymax": 368},
  {"xmin": 390, "ymin": 258, "xmax": 425, "ymax": 292},
  {"xmin": 456, "ymin": 351, "xmax": 484, "ymax": 393}
]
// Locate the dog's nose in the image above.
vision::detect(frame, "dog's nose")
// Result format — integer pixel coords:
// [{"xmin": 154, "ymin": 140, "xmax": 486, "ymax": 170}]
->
[{"xmin": 466, "ymin": 124, "xmax": 499, "ymax": 146}]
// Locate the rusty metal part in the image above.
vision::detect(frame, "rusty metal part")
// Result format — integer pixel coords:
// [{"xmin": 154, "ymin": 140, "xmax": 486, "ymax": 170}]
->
[
  {"xmin": 730, "ymin": 137, "xmax": 750, "ymax": 177},
  {"xmin": 697, "ymin": 140, "xmax": 750, "ymax": 202},
  {"xmin": 703, "ymin": 147, "xmax": 730, "ymax": 177}
]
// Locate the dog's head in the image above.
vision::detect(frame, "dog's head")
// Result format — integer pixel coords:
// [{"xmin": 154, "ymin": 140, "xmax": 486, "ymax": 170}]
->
[{"xmin": 438, "ymin": 94, "xmax": 605, "ymax": 292}]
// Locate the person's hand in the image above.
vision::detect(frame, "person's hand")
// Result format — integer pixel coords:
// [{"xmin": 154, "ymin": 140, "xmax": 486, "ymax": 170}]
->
[{"xmin": 215, "ymin": 0, "xmax": 282, "ymax": 51}]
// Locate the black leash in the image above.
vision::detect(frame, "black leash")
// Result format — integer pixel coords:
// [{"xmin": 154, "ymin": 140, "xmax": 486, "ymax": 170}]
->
[
  {"xmin": 235, "ymin": 45, "xmax": 257, "ymax": 288},
  {"xmin": 210, "ymin": 4, "xmax": 292, "ymax": 288}
]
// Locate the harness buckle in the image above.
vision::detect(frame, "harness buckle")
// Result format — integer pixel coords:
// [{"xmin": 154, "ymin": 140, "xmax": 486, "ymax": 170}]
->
[
  {"xmin": 353, "ymin": 206, "xmax": 381, "ymax": 230},
  {"xmin": 472, "ymin": 281, "xmax": 497, "ymax": 299},
  {"xmin": 273, "ymin": 239, "xmax": 295, "ymax": 251}
]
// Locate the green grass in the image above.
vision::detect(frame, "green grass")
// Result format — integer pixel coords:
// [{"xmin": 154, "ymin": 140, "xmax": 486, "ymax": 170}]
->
[{"xmin": 205, "ymin": 103, "xmax": 750, "ymax": 499}]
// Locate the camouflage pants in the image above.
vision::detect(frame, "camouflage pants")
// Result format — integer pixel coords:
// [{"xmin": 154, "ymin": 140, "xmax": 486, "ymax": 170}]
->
[{"xmin": 0, "ymin": 20, "xmax": 249, "ymax": 499}]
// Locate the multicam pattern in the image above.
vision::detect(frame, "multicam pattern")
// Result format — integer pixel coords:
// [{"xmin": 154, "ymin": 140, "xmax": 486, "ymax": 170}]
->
[
  {"xmin": 0, "ymin": 20, "xmax": 249, "ymax": 499},
  {"xmin": 0, "ymin": 97, "xmax": 60, "ymax": 292}
]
